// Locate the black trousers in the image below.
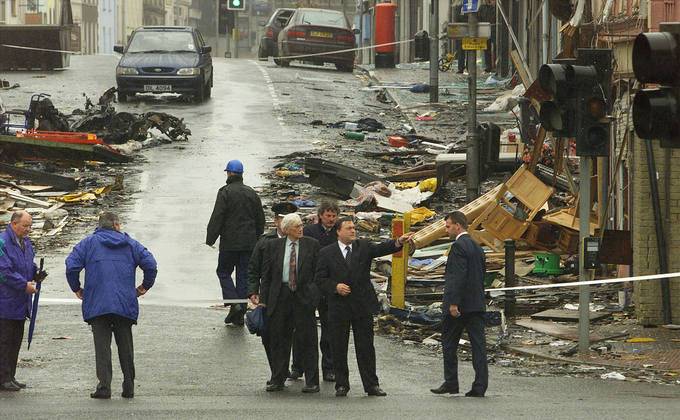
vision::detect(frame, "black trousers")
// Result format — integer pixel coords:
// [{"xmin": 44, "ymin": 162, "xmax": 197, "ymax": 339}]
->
[
  {"xmin": 268, "ymin": 287, "xmax": 319, "ymax": 387},
  {"xmin": 0, "ymin": 318, "xmax": 24, "ymax": 384},
  {"xmin": 89, "ymin": 314, "xmax": 135, "ymax": 396},
  {"xmin": 292, "ymin": 296, "xmax": 333, "ymax": 375},
  {"xmin": 330, "ymin": 315, "xmax": 378, "ymax": 392},
  {"xmin": 441, "ymin": 312, "xmax": 488, "ymax": 394}
]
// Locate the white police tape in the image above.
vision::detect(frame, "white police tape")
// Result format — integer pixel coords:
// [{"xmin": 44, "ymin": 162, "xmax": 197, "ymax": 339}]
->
[
  {"xmin": 271, "ymin": 39, "xmax": 414, "ymax": 62},
  {"xmin": 489, "ymin": 272, "xmax": 680, "ymax": 293},
  {"xmin": 40, "ymin": 298, "xmax": 250, "ymax": 307},
  {"xmin": 0, "ymin": 44, "xmax": 80, "ymax": 54}
]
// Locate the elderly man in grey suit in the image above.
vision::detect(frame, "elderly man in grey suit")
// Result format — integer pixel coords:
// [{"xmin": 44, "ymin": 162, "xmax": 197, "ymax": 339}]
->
[
  {"xmin": 260, "ymin": 213, "xmax": 321, "ymax": 393},
  {"xmin": 431, "ymin": 210, "xmax": 488, "ymax": 397}
]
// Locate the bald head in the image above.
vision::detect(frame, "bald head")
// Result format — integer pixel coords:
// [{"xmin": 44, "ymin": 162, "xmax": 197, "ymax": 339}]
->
[{"xmin": 10, "ymin": 210, "xmax": 32, "ymax": 239}]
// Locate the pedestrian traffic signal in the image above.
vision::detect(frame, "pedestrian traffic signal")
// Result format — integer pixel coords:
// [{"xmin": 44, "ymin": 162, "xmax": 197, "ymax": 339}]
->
[
  {"xmin": 572, "ymin": 49, "xmax": 612, "ymax": 157},
  {"xmin": 538, "ymin": 59, "xmax": 577, "ymax": 138},
  {"xmin": 227, "ymin": 0, "xmax": 246, "ymax": 10},
  {"xmin": 632, "ymin": 23, "xmax": 680, "ymax": 148}
]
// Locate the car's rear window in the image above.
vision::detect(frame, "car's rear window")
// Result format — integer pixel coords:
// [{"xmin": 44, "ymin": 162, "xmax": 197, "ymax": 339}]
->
[
  {"xmin": 295, "ymin": 11, "xmax": 348, "ymax": 29},
  {"xmin": 127, "ymin": 31, "xmax": 197, "ymax": 53}
]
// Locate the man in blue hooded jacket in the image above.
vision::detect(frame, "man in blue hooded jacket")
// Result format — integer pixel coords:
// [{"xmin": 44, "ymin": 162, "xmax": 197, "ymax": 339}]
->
[
  {"xmin": 66, "ymin": 212, "xmax": 157, "ymax": 399},
  {"xmin": 0, "ymin": 210, "xmax": 42, "ymax": 392}
]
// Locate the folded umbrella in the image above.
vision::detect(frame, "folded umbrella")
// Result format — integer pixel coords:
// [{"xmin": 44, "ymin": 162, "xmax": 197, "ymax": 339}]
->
[{"xmin": 27, "ymin": 258, "xmax": 44, "ymax": 351}]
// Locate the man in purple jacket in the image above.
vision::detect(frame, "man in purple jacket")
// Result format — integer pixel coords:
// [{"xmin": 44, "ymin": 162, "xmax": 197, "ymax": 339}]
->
[
  {"xmin": 0, "ymin": 211, "xmax": 42, "ymax": 392},
  {"xmin": 66, "ymin": 212, "xmax": 157, "ymax": 399}
]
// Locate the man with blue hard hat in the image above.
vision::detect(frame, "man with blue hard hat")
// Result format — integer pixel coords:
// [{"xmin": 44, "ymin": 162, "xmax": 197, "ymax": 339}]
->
[{"xmin": 207, "ymin": 160, "xmax": 265, "ymax": 325}]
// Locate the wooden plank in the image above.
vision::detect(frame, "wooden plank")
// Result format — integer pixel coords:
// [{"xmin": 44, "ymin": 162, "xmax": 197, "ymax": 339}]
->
[
  {"xmin": 529, "ymin": 309, "xmax": 612, "ymax": 323},
  {"xmin": 516, "ymin": 319, "xmax": 602, "ymax": 341}
]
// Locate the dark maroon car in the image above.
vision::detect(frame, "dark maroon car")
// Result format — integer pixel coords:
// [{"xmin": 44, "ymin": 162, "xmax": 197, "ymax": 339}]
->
[{"xmin": 277, "ymin": 8, "xmax": 359, "ymax": 72}]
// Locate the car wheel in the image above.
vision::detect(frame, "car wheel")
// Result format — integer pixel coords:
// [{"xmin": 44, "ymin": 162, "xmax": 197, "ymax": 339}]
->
[
  {"xmin": 258, "ymin": 45, "xmax": 267, "ymax": 61},
  {"xmin": 336, "ymin": 62, "xmax": 354, "ymax": 72},
  {"xmin": 281, "ymin": 59, "xmax": 291, "ymax": 67},
  {"xmin": 118, "ymin": 91, "xmax": 128, "ymax": 102}
]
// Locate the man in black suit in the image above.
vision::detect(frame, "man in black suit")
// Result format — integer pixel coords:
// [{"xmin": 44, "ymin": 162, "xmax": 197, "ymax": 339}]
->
[
  {"xmin": 293, "ymin": 199, "xmax": 339, "ymax": 383},
  {"xmin": 431, "ymin": 211, "xmax": 488, "ymax": 397},
  {"xmin": 316, "ymin": 217, "xmax": 413, "ymax": 397},
  {"xmin": 260, "ymin": 213, "xmax": 321, "ymax": 393}
]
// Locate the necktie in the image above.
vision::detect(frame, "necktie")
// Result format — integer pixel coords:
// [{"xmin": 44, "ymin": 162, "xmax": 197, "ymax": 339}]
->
[
  {"xmin": 345, "ymin": 245, "xmax": 352, "ymax": 266},
  {"xmin": 289, "ymin": 242, "xmax": 297, "ymax": 291}
]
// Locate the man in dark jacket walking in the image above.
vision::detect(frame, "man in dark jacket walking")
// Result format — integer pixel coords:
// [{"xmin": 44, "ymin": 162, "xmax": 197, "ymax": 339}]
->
[
  {"xmin": 431, "ymin": 211, "xmax": 488, "ymax": 397},
  {"xmin": 66, "ymin": 212, "xmax": 157, "ymax": 399},
  {"xmin": 315, "ymin": 217, "xmax": 413, "ymax": 397},
  {"xmin": 207, "ymin": 159, "xmax": 265, "ymax": 326},
  {"xmin": 0, "ymin": 211, "xmax": 43, "ymax": 392}
]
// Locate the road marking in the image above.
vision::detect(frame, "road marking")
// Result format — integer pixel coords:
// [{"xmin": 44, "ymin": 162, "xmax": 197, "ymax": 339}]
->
[{"xmin": 252, "ymin": 60, "xmax": 285, "ymax": 127}]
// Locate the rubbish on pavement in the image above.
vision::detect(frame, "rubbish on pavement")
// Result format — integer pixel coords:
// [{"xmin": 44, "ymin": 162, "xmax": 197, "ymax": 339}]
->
[
  {"xmin": 0, "ymin": 162, "xmax": 78, "ymax": 191},
  {"xmin": 600, "ymin": 372, "xmax": 626, "ymax": 381},
  {"xmin": 626, "ymin": 337, "xmax": 659, "ymax": 343}
]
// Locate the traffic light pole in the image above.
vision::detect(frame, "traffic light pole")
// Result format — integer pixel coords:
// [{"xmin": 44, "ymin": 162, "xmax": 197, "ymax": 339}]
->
[
  {"xmin": 578, "ymin": 156, "xmax": 591, "ymax": 354},
  {"xmin": 429, "ymin": 0, "xmax": 439, "ymax": 103},
  {"xmin": 466, "ymin": 12, "xmax": 480, "ymax": 202}
]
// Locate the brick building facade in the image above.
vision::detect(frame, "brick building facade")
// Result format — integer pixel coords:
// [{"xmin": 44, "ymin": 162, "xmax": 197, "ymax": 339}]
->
[{"xmin": 632, "ymin": 139, "xmax": 680, "ymax": 325}]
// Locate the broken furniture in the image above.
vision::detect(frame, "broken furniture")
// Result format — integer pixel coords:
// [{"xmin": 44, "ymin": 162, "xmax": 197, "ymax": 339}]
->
[
  {"xmin": 304, "ymin": 157, "xmax": 387, "ymax": 198},
  {"xmin": 0, "ymin": 93, "xmax": 47, "ymax": 135},
  {"xmin": 411, "ymin": 165, "xmax": 553, "ymax": 252}
]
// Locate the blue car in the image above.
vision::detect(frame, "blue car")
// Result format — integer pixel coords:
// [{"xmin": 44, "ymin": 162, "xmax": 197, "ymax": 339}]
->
[{"xmin": 114, "ymin": 26, "xmax": 213, "ymax": 102}]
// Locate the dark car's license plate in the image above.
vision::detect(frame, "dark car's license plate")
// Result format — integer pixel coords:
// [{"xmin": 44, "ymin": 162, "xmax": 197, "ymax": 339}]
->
[
  {"xmin": 310, "ymin": 31, "xmax": 332, "ymax": 38},
  {"xmin": 144, "ymin": 85, "xmax": 172, "ymax": 92}
]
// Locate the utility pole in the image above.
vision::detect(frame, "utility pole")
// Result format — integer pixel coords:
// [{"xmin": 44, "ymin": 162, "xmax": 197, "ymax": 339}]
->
[
  {"xmin": 429, "ymin": 0, "xmax": 438, "ymax": 103},
  {"xmin": 466, "ymin": 10, "xmax": 479, "ymax": 202}
]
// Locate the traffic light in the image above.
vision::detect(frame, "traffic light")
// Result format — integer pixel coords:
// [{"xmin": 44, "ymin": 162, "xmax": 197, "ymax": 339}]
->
[
  {"xmin": 538, "ymin": 59, "xmax": 577, "ymax": 138},
  {"xmin": 632, "ymin": 22, "xmax": 680, "ymax": 148},
  {"xmin": 572, "ymin": 49, "xmax": 612, "ymax": 157},
  {"xmin": 227, "ymin": 0, "xmax": 246, "ymax": 10},
  {"xmin": 219, "ymin": 1, "xmax": 235, "ymax": 35}
]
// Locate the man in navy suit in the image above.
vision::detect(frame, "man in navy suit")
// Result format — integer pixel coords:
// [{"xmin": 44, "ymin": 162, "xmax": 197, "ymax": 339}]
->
[
  {"xmin": 260, "ymin": 213, "xmax": 321, "ymax": 393},
  {"xmin": 316, "ymin": 217, "xmax": 413, "ymax": 397},
  {"xmin": 431, "ymin": 210, "xmax": 488, "ymax": 397}
]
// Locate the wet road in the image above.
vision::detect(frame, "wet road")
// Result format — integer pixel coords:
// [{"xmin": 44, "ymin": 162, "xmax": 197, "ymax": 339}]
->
[
  {"xmin": 1, "ymin": 54, "xmax": 333, "ymax": 304},
  {"xmin": 2, "ymin": 56, "xmax": 680, "ymax": 418}
]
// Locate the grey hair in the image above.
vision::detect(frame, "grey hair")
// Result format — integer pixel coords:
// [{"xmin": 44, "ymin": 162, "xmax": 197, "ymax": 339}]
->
[
  {"xmin": 99, "ymin": 212, "xmax": 120, "ymax": 230},
  {"xmin": 281, "ymin": 213, "xmax": 302, "ymax": 231},
  {"xmin": 11, "ymin": 210, "xmax": 30, "ymax": 223}
]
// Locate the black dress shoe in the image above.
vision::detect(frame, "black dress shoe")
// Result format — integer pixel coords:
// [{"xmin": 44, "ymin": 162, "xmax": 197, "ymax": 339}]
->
[
  {"xmin": 323, "ymin": 372, "xmax": 336, "ymax": 382},
  {"xmin": 224, "ymin": 304, "xmax": 243, "ymax": 324},
  {"xmin": 465, "ymin": 390, "xmax": 485, "ymax": 397},
  {"xmin": 288, "ymin": 370, "xmax": 302, "ymax": 380},
  {"xmin": 301, "ymin": 384, "xmax": 320, "ymax": 393},
  {"xmin": 335, "ymin": 386, "xmax": 349, "ymax": 397},
  {"xmin": 90, "ymin": 390, "xmax": 111, "ymax": 399},
  {"xmin": 266, "ymin": 382, "xmax": 284, "ymax": 392},
  {"xmin": 1, "ymin": 381, "xmax": 21, "ymax": 391},
  {"xmin": 430, "ymin": 384, "xmax": 459, "ymax": 394},
  {"xmin": 366, "ymin": 386, "xmax": 387, "ymax": 396},
  {"xmin": 12, "ymin": 379, "xmax": 27, "ymax": 389},
  {"xmin": 122, "ymin": 392, "xmax": 134, "ymax": 398}
]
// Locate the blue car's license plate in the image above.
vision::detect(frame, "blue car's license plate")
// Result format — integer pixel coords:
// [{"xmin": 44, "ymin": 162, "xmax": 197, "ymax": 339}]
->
[{"xmin": 144, "ymin": 85, "xmax": 171, "ymax": 92}]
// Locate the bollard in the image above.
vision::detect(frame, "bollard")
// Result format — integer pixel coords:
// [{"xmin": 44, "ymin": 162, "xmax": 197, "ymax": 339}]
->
[
  {"xmin": 504, "ymin": 238, "xmax": 516, "ymax": 318},
  {"xmin": 391, "ymin": 212, "xmax": 410, "ymax": 309}
]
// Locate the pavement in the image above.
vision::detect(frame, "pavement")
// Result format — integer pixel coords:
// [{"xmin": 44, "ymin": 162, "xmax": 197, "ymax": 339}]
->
[{"xmin": 361, "ymin": 62, "xmax": 680, "ymax": 376}]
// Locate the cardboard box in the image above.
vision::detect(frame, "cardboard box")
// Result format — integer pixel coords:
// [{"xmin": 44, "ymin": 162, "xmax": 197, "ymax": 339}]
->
[{"xmin": 499, "ymin": 142, "xmax": 524, "ymax": 154}]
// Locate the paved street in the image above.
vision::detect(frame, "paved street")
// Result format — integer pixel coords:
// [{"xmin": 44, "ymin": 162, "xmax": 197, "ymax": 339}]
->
[{"xmin": 1, "ymin": 56, "xmax": 679, "ymax": 418}]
